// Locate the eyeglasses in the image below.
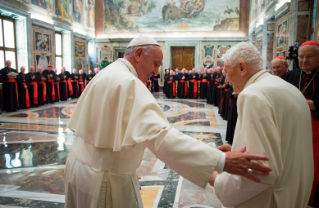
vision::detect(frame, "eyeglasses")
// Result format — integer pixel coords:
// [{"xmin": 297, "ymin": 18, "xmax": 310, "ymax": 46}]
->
[{"xmin": 298, "ymin": 55, "xmax": 316, "ymax": 60}]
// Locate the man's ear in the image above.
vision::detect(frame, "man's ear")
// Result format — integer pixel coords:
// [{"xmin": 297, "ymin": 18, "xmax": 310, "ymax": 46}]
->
[
  {"xmin": 134, "ymin": 47, "xmax": 143, "ymax": 62},
  {"xmin": 239, "ymin": 61, "xmax": 248, "ymax": 76}
]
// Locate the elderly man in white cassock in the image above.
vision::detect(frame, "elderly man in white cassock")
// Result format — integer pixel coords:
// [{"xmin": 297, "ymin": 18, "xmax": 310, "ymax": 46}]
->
[
  {"xmin": 209, "ymin": 42, "xmax": 313, "ymax": 208},
  {"xmin": 64, "ymin": 37, "xmax": 272, "ymax": 208}
]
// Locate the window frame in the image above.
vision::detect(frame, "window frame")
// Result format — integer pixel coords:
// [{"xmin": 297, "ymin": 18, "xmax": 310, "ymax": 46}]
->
[{"xmin": 0, "ymin": 15, "xmax": 17, "ymax": 69}]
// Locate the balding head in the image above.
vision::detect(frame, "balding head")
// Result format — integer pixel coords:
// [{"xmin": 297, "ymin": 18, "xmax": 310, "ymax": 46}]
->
[
  {"xmin": 38, "ymin": 66, "xmax": 43, "ymax": 73},
  {"xmin": 5, "ymin": 60, "xmax": 11, "ymax": 68},
  {"xmin": 29, "ymin": 66, "xmax": 35, "ymax": 73},
  {"xmin": 20, "ymin": 66, "xmax": 25, "ymax": 73},
  {"xmin": 271, "ymin": 58, "xmax": 288, "ymax": 77},
  {"xmin": 222, "ymin": 42, "xmax": 263, "ymax": 93},
  {"xmin": 298, "ymin": 44, "xmax": 319, "ymax": 73},
  {"xmin": 61, "ymin": 67, "xmax": 65, "ymax": 73}
]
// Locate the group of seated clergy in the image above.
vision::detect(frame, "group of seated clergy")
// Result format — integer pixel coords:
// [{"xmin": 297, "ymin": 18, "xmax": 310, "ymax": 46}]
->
[{"xmin": 0, "ymin": 60, "xmax": 100, "ymax": 112}]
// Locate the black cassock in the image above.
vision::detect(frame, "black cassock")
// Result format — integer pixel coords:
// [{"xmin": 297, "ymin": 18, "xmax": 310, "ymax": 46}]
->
[
  {"xmin": 79, "ymin": 73, "xmax": 86, "ymax": 96},
  {"xmin": 86, "ymin": 74, "xmax": 94, "ymax": 85},
  {"xmin": 199, "ymin": 73, "xmax": 209, "ymax": 99},
  {"xmin": 70, "ymin": 73, "xmax": 79, "ymax": 98},
  {"xmin": 42, "ymin": 69, "xmax": 56, "ymax": 104},
  {"xmin": 27, "ymin": 73, "xmax": 39, "ymax": 107},
  {"xmin": 225, "ymin": 86, "xmax": 238, "ymax": 145},
  {"xmin": 163, "ymin": 73, "xmax": 170, "ymax": 95},
  {"xmin": 166, "ymin": 75, "xmax": 176, "ymax": 98},
  {"xmin": 188, "ymin": 73, "xmax": 198, "ymax": 99},
  {"xmin": 59, "ymin": 72, "xmax": 70, "ymax": 101},
  {"xmin": 0, "ymin": 67, "xmax": 19, "ymax": 112},
  {"xmin": 206, "ymin": 73, "xmax": 215, "ymax": 104},
  {"xmin": 218, "ymin": 81, "xmax": 229, "ymax": 120},
  {"xmin": 177, "ymin": 74, "xmax": 188, "ymax": 98},
  {"xmin": 36, "ymin": 72, "xmax": 46, "ymax": 105},
  {"xmin": 16, "ymin": 73, "xmax": 30, "ymax": 109},
  {"xmin": 212, "ymin": 73, "xmax": 222, "ymax": 106},
  {"xmin": 152, "ymin": 74, "xmax": 160, "ymax": 92}
]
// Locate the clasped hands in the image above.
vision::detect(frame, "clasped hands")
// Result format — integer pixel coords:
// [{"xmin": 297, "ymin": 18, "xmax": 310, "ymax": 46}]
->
[{"xmin": 209, "ymin": 144, "xmax": 272, "ymax": 186}]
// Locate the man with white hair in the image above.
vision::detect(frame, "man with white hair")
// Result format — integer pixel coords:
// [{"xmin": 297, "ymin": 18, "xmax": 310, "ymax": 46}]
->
[
  {"xmin": 64, "ymin": 37, "xmax": 272, "ymax": 208},
  {"xmin": 210, "ymin": 42, "xmax": 313, "ymax": 208}
]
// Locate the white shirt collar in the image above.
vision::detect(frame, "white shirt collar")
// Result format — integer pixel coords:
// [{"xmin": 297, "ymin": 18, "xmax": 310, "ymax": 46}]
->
[
  {"xmin": 117, "ymin": 58, "xmax": 138, "ymax": 78},
  {"xmin": 244, "ymin": 69, "xmax": 268, "ymax": 89}
]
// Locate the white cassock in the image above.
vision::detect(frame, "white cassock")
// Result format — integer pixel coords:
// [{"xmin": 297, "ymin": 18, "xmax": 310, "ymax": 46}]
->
[
  {"xmin": 64, "ymin": 58, "xmax": 223, "ymax": 208},
  {"xmin": 214, "ymin": 70, "xmax": 314, "ymax": 208}
]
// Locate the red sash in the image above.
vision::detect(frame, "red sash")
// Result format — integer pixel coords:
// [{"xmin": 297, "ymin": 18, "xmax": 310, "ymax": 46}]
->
[
  {"xmin": 61, "ymin": 80, "xmax": 68, "ymax": 97},
  {"xmin": 46, "ymin": 79, "xmax": 56, "ymax": 101},
  {"xmin": 3, "ymin": 78, "xmax": 19, "ymax": 107},
  {"xmin": 38, "ymin": 81, "xmax": 47, "ymax": 102},
  {"xmin": 214, "ymin": 82, "xmax": 220, "ymax": 85},
  {"xmin": 224, "ymin": 89, "xmax": 229, "ymax": 92},
  {"xmin": 201, "ymin": 79, "xmax": 209, "ymax": 85},
  {"xmin": 67, "ymin": 78, "xmax": 74, "ymax": 95},
  {"xmin": 179, "ymin": 80, "xmax": 188, "ymax": 96},
  {"xmin": 79, "ymin": 78, "xmax": 85, "ymax": 93},
  {"xmin": 71, "ymin": 80, "xmax": 79, "ymax": 94},
  {"xmin": 167, "ymin": 80, "xmax": 176, "ymax": 97},
  {"xmin": 190, "ymin": 79, "xmax": 197, "ymax": 97},
  {"xmin": 54, "ymin": 82, "xmax": 60, "ymax": 100},
  {"xmin": 29, "ymin": 81, "xmax": 38, "ymax": 105},
  {"xmin": 23, "ymin": 83, "xmax": 30, "ymax": 108}
]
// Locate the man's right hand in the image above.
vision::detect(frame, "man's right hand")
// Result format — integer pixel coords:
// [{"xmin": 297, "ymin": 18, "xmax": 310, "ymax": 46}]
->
[{"xmin": 224, "ymin": 147, "xmax": 272, "ymax": 183}]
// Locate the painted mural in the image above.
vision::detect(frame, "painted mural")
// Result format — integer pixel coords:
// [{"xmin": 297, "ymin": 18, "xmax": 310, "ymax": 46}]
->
[
  {"xmin": 73, "ymin": 0, "xmax": 83, "ymax": 23},
  {"xmin": 32, "ymin": 26, "xmax": 54, "ymax": 70},
  {"xmin": 74, "ymin": 38, "xmax": 87, "ymax": 70},
  {"xmin": 103, "ymin": 0, "xmax": 240, "ymax": 33},
  {"xmin": 200, "ymin": 42, "xmax": 237, "ymax": 68},
  {"xmin": 55, "ymin": 0, "xmax": 69, "ymax": 21},
  {"xmin": 31, "ymin": 0, "xmax": 47, "ymax": 9},
  {"xmin": 87, "ymin": 0, "xmax": 95, "ymax": 28},
  {"xmin": 276, "ymin": 19, "xmax": 288, "ymax": 49}
]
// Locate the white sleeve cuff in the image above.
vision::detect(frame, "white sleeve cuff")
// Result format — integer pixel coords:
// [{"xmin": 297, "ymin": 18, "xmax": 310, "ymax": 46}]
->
[{"xmin": 215, "ymin": 152, "xmax": 226, "ymax": 172}]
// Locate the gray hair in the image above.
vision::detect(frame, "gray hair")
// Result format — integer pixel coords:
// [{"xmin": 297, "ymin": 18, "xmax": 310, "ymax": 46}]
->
[
  {"xmin": 124, "ymin": 45, "xmax": 153, "ymax": 57},
  {"xmin": 222, "ymin": 42, "xmax": 263, "ymax": 70}
]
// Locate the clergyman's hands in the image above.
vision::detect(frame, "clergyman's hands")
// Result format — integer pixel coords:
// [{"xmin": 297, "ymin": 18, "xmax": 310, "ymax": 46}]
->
[
  {"xmin": 224, "ymin": 147, "xmax": 272, "ymax": 183},
  {"xmin": 217, "ymin": 144, "xmax": 232, "ymax": 152}
]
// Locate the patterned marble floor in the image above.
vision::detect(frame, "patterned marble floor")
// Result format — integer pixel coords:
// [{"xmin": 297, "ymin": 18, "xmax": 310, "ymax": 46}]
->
[{"xmin": 0, "ymin": 92, "xmax": 227, "ymax": 208}]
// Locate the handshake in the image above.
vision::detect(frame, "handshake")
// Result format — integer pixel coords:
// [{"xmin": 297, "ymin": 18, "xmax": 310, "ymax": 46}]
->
[{"xmin": 209, "ymin": 144, "xmax": 272, "ymax": 186}]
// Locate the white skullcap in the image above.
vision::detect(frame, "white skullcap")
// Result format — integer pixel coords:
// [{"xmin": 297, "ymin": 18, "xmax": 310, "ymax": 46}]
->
[{"xmin": 127, "ymin": 36, "xmax": 160, "ymax": 48}]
